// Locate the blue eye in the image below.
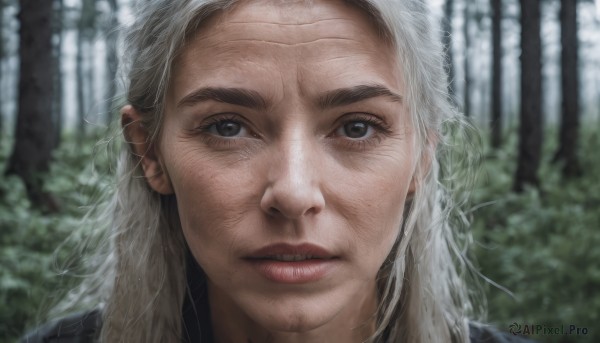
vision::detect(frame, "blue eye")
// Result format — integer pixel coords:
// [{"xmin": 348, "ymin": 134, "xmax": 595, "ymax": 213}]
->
[
  {"xmin": 212, "ymin": 120, "xmax": 242, "ymax": 137},
  {"xmin": 336, "ymin": 120, "xmax": 376, "ymax": 139},
  {"xmin": 200, "ymin": 117, "xmax": 251, "ymax": 138},
  {"xmin": 196, "ymin": 113, "xmax": 260, "ymax": 144},
  {"xmin": 342, "ymin": 121, "xmax": 370, "ymax": 138}
]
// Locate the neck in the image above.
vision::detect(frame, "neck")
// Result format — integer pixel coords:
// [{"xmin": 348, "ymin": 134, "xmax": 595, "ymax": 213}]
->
[{"xmin": 208, "ymin": 282, "xmax": 378, "ymax": 343}]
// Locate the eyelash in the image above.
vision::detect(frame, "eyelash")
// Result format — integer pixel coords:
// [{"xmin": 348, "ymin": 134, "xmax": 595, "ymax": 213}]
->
[{"xmin": 193, "ymin": 113, "xmax": 392, "ymax": 150}]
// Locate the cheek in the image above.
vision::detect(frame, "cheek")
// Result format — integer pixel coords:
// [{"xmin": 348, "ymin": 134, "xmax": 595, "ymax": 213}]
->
[
  {"xmin": 163, "ymin": 148, "xmax": 263, "ymax": 261},
  {"xmin": 328, "ymin": 148, "xmax": 415, "ymax": 271}
]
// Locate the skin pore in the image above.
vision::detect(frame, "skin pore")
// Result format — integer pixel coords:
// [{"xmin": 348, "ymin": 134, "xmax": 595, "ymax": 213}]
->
[{"xmin": 124, "ymin": 0, "xmax": 418, "ymax": 342}]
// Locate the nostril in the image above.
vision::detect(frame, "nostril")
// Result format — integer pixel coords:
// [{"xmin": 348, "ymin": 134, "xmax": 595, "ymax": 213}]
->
[{"xmin": 260, "ymin": 184, "xmax": 325, "ymax": 219}]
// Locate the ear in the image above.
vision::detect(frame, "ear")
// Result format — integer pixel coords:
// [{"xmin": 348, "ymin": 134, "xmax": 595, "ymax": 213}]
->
[
  {"xmin": 408, "ymin": 170, "xmax": 419, "ymax": 198},
  {"xmin": 121, "ymin": 105, "xmax": 174, "ymax": 195},
  {"xmin": 408, "ymin": 134, "xmax": 437, "ymax": 196}
]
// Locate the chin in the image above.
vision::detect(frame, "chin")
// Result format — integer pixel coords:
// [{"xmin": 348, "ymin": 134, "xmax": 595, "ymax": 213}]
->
[
  {"xmin": 242, "ymin": 293, "xmax": 341, "ymax": 333},
  {"xmin": 261, "ymin": 309, "xmax": 332, "ymax": 333}
]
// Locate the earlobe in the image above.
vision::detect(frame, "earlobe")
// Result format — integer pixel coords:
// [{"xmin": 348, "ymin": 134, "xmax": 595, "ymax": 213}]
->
[
  {"xmin": 121, "ymin": 105, "xmax": 174, "ymax": 195},
  {"xmin": 408, "ymin": 176, "xmax": 417, "ymax": 196},
  {"xmin": 407, "ymin": 169, "xmax": 420, "ymax": 200}
]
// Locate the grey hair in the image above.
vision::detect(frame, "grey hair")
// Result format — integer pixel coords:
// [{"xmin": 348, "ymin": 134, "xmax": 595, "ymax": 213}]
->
[{"xmin": 53, "ymin": 0, "xmax": 482, "ymax": 342}]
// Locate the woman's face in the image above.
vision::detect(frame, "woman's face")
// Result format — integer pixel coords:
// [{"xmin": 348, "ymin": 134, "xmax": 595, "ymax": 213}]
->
[{"xmin": 156, "ymin": 0, "xmax": 417, "ymax": 335}]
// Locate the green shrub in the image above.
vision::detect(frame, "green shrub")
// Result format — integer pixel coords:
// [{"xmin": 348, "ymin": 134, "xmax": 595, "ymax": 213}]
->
[
  {"xmin": 471, "ymin": 128, "xmax": 600, "ymax": 342},
  {"xmin": 0, "ymin": 133, "xmax": 116, "ymax": 342}
]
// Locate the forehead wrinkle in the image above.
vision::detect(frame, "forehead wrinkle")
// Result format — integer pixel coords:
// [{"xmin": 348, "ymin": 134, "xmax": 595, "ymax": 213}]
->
[
  {"xmin": 225, "ymin": 17, "xmax": 355, "ymax": 26},
  {"xmin": 189, "ymin": 23, "xmax": 365, "ymax": 52},
  {"xmin": 196, "ymin": 19, "xmax": 369, "ymax": 47},
  {"xmin": 202, "ymin": 6, "xmax": 378, "ymax": 46},
  {"xmin": 220, "ymin": 37, "xmax": 358, "ymax": 47}
]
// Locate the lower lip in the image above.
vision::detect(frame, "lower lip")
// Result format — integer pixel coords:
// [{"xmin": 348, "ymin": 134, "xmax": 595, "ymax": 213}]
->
[{"xmin": 246, "ymin": 258, "xmax": 338, "ymax": 284}]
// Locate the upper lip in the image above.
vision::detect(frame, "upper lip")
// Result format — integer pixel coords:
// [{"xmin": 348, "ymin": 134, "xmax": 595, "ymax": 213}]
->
[{"xmin": 246, "ymin": 243, "xmax": 336, "ymax": 259}]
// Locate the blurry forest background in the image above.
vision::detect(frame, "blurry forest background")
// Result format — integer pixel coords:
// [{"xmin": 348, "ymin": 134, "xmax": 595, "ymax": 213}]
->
[{"xmin": 1, "ymin": 0, "xmax": 600, "ymax": 342}]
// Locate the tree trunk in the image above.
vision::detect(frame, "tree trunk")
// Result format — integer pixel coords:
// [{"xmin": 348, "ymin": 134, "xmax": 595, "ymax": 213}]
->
[
  {"xmin": 76, "ymin": 0, "xmax": 96, "ymax": 140},
  {"xmin": 553, "ymin": 0, "xmax": 581, "ymax": 177},
  {"xmin": 52, "ymin": 0, "xmax": 64, "ymax": 149},
  {"xmin": 0, "ymin": 0, "xmax": 5, "ymax": 137},
  {"xmin": 463, "ymin": 1, "xmax": 471, "ymax": 118},
  {"xmin": 597, "ymin": 67, "xmax": 600, "ymax": 128},
  {"xmin": 6, "ymin": 0, "xmax": 58, "ymax": 211},
  {"xmin": 76, "ymin": 27, "xmax": 86, "ymax": 140},
  {"xmin": 490, "ymin": 0, "xmax": 502, "ymax": 149},
  {"xmin": 514, "ymin": 0, "xmax": 543, "ymax": 192},
  {"xmin": 104, "ymin": 0, "xmax": 119, "ymax": 126},
  {"xmin": 442, "ymin": 0, "xmax": 457, "ymax": 104},
  {"xmin": 85, "ymin": 43, "xmax": 95, "ymax": 120}
]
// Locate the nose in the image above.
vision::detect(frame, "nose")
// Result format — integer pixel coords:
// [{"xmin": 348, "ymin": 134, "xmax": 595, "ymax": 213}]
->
[{"xmin": 260, "ymin": 133, "xmax": 325, "ymax": 220}]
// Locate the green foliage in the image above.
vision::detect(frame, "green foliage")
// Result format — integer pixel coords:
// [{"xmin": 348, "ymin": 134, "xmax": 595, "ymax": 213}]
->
[
  {"xmin": 0, "ymin": 133, "xmax": 117, "ymax": 343},
  {"xmin": 471, "ymin": 127, "xmax": 600, "ymax": 342}
]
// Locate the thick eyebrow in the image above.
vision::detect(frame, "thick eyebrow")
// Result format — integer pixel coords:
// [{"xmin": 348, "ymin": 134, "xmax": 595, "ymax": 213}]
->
[
  {"xmin": 318, "ymin": 84, "xmax": 403, "ymax": 109},
  {"xmin": 177, "ymin": 87, "xmax": 268, "ymax": 110}
]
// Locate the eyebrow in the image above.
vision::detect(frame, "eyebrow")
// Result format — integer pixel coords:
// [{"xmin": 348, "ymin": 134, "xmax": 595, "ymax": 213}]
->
[
  {"xmin": 318, "ymin": 84, "xmax": 403, "ymax": 109},
  {"xmin": 176, "ymin": 84, "xmax": 402, "ymax": 110},
  {"xmin": 177, "ymin": 87, "xmax": 268, "ymax": 110}
]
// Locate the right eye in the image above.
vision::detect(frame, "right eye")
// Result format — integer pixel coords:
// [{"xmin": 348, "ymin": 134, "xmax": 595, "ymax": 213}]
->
[
  {"xmin": 197, "ymin": 115, "xmax": 254, "ymax": 139},
  {"xmin": 207, "ymin": 120, "xmax": 243, "ymax": 137}
]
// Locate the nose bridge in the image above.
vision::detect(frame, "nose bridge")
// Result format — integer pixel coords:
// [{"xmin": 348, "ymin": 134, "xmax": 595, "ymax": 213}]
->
[
  {"xmin": 261, "ymin": 127, "xmax": 324, "ymax": 219},
  {"xmin": 280, "ymin": 130, "xmax": 311, "ymax": 184}
]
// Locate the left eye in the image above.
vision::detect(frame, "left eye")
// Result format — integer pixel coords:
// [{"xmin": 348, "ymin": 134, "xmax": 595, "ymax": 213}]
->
[{"xmin": 336, "ymin": 121, "xmax": 374, "ymax": 139}]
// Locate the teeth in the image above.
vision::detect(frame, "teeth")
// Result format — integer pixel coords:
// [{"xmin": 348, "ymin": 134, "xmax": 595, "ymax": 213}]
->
[{"xmin": 270, "ymin": 254, "xmax": 318, "ymax": 261}]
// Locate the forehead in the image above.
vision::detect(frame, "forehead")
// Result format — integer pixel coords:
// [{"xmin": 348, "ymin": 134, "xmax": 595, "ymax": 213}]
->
[
  {"xmin": 204, "ymin": 0, "xmax": 390, "ymax": 43},
  {"xmin": 170, "ymin": 0, "xmax": 402, "ymax": 103}
]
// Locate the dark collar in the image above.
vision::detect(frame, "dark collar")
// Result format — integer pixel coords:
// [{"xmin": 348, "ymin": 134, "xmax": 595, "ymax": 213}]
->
[{"xmin": 181, "ymin": 249, "xmax": 214, "ymax": 343}]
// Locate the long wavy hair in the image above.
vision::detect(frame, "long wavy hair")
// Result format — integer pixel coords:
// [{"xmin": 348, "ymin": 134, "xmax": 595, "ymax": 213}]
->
[{"xmin": 52, "ymin": 1, "xmax": 482, "ymax": 342}]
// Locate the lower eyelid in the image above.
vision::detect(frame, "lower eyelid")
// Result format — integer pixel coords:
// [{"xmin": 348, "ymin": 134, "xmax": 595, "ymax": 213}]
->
[
  {"xmin": 328, "ymin": 131, "xmax": 385, "ymax": 151},
  {"xmin": 340, "ymin": 136, "xmax": 383, "ymax": 150}
]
